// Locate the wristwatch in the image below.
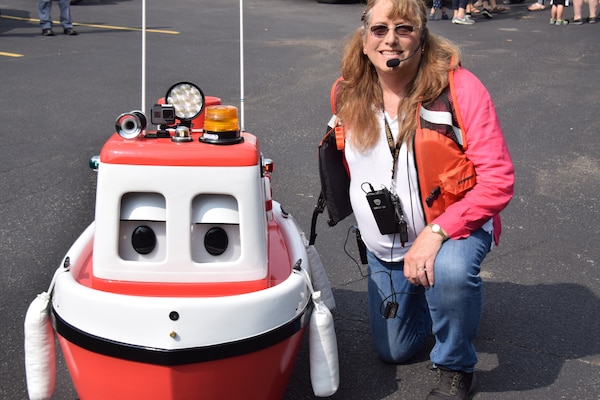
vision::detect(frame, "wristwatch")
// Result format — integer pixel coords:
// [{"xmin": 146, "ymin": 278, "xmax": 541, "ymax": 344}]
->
[{"xmin": 427, "ymin": 223, "xmax": 448, "ymax": 241}]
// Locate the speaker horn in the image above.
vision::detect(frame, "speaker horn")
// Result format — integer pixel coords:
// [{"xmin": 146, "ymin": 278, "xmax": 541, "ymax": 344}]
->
[{"xmin": 115, "ymin": 111, "xmax": 147, "ymax": 139}]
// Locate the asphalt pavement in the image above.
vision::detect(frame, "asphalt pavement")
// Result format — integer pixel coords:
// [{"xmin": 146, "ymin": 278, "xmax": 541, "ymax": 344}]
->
[{"xmin": 1, "ymin": 0, "xmax": 599, "ymax": 399}]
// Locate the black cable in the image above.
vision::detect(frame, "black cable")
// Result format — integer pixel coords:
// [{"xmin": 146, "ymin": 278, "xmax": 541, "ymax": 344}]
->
[
  {"xmin": 343, "ymin": 225, "xmax": 367, "ymax": 277},
  {"xmin": 343, "ymin": 226, "xmax": 422, "ymax": 319}
]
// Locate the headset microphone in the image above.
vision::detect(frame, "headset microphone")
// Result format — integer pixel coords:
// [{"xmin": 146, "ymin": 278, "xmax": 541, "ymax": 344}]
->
[
  {"xmin": 385, "ymin": 45, "xmax": 420, "ymax": 67},
  {"xmin": 386, "ymin": 58, "xmax": 401, "ymax": 68}
]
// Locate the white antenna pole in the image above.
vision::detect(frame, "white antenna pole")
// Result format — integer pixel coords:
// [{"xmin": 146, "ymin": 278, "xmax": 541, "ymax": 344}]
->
[
  {"xmin": 239, "ymin": 0, "xmax": 245, "ymax": 131},
  {"xmin": 141, "ymin": 0, "xmax": 147, "ymax": 113}
]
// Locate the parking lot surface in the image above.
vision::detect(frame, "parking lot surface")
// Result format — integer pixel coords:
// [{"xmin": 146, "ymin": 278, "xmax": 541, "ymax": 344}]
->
[{"xmin": 1, "ymin": 0, "xmax": 599, "ymax": 398}]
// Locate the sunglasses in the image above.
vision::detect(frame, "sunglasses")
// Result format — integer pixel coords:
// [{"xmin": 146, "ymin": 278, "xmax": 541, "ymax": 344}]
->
[{"xmin": 369, "ymin": 24, "xmax": 416, "ymax": 38}]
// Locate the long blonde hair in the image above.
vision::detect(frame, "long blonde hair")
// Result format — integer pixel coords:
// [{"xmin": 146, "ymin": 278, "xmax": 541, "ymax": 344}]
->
[{"xmin": 336, "ymin": 0, "xmax": 461, "ymax": 151}]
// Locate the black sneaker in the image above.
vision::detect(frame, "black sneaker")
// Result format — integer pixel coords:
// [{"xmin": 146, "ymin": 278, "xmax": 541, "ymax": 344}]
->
[
  {"xmin": 427, "ymin": 366, "xmax": 478, "ymax": 400},
  {"xmin": 42, "ymin": 28, "xmax": 54, "ymax": 36},
  {"xmin": 63, "ymin": 28, "xmax": 78, "ymax": 35},
  {"xmin": 482, "ymin": 8, "xmax": 493, "ymax": 18}
]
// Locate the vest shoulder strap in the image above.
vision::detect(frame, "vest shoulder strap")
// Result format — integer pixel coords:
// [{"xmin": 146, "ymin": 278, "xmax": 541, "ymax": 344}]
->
[
  {"xmin": 417, "ymin": 69, "xmax": 467, "ymax": 151},
  {"xmin": 447, "ymin": 68, "xmax": 468, "ymax": 151},
  {"xmin": 330, "ymin": 76, "xmax": 344, "ymax": 114},
  {"xmin": 330, "ymin": 77, "xmax": 345, "ymax": 151}
]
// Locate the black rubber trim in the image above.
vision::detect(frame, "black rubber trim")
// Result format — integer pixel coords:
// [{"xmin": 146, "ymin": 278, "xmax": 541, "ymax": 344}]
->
[{"xmin": 52, "ymin": 301, "xmax": 312, "ymax": 366}]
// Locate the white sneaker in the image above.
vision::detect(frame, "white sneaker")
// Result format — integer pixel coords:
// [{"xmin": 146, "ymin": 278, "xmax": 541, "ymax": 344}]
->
[{"xmin": 452, "ymin": 16, "xmax": 476, "ymax": 24}]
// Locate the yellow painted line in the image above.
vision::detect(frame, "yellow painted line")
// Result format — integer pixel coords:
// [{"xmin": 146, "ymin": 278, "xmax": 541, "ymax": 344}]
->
[
  {"xmin": 72, "ymin": 21, "xmax": 180, "ymax": 35},
  {"xmin": 0, "ymin": 51, "xmax": 24, "ymax": 57},
  {"xmin": 1, "ymin": 15, "xmax": 179, "ymax": 35}
]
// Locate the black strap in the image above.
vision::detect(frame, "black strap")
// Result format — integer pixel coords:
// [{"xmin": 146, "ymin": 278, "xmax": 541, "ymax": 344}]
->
[
  {"xmin": 383, "ymin": 116, "xmax": 400, "ymax": 181},
  {"xmin": 309, "ymin": 192, "xmax": 326, "ymax": 245}
]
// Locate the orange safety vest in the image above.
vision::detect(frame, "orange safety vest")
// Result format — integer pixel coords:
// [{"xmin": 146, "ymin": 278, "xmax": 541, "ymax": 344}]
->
[
  {"xmin": 320, "ymin": 69, "xmax": 475, "ymax": 226},
  {"xmin": 413, "ymin": 69, "xmax": 476, "ymax": 223}
]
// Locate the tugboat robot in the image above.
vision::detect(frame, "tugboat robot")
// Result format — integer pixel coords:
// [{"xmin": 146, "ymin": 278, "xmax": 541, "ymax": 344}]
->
[{"xmin": 24, "ymin": 82, "xmax": 338, "ymax": 400}]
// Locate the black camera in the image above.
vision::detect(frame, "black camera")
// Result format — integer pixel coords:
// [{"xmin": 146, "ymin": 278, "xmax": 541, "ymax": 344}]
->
[
  {"xmin": 365, "ymin": 185, "xmax": 408, "ymax": 242},
  {"xmin": 151, "ymin": 104, "xmax": 176, "ymax": 126}
]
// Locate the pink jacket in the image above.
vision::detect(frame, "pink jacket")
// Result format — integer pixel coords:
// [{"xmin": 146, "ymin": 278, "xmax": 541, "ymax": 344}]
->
[{"xmin": 433, "ymin": 67, "xmax": 515, "ymax": 245}]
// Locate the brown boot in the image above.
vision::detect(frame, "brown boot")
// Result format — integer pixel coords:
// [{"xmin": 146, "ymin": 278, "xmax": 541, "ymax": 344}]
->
[{"xmin": 427, "ymin": 366, "xmax": 478, "ymax": 399}]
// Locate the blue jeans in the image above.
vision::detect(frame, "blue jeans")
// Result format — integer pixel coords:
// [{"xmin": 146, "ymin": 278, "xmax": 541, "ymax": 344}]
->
[
  {"xmin": 367, "ymin": 228, "xmax": 492, "ymax": 372},
  {"xmin": 38, "ymin": 0, "xmax": 73, "ymax": 30}
]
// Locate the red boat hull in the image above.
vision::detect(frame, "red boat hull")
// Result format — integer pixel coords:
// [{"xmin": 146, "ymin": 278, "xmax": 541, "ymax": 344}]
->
[{"xmin": 58, "ymin": 328, "xmax": 306, "ymax": 400}]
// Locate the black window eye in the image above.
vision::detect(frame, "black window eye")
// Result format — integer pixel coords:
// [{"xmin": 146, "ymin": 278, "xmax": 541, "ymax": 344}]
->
[
  {"xmin": 204, "ymin": 227, "xmax": 228, "ymax": 256},
  {"xmin": 131, "ymin": 225, "xmax": 156, "ymax": 254}
]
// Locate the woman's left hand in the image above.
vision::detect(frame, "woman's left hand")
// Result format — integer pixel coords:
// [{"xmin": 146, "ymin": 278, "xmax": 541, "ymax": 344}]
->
[{"xmin": 403, "ymin": 228, "xmax": 444, "ymax": 288}]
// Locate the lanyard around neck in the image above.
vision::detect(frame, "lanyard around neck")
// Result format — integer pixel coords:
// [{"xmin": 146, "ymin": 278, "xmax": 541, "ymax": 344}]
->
[{"xmin": 383, "ymin": 116, "xmax": 401, "ymax": 182}]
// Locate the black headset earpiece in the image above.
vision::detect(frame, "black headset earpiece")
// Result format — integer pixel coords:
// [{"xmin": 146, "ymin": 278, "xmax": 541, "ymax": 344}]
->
[{"xmin": 420, "ymin": 27, "xmax": 427, "ymax": 47}]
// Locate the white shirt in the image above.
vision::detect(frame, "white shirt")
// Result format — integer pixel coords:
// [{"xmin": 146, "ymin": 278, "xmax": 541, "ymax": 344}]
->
[{"xmin": 344, "ymin": 111, "xmax": 426, "ymax": 262}]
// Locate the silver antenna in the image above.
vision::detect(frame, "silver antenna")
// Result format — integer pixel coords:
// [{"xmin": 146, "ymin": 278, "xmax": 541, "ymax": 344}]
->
[
  {"xmin": 141, "ymin": 0, "xmax": 147, "ymax": 114},
  {"xmin": 239, "ymin": 0, "xmax": 245, "ymax": 131}
]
